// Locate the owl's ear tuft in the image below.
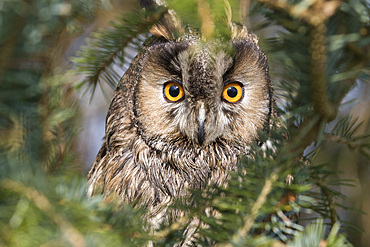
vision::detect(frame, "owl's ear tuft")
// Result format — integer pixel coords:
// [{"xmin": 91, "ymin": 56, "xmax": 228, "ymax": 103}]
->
[
  {"xmin": 151, "ymin": 12, "xmax": 185, "ymax": 40},
  {"xmin": 231, "ymin": 23, "xmax": 259, "ymax": 46},
  {"xmin": 140, "ymin": 0, "xmax": 184, "ymax": 41},
  {"xmin": 150, "ymin": 22, "xmax": 174, "ymax": 40}
]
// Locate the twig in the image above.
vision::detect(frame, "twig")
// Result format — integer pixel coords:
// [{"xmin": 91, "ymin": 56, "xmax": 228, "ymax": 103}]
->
[
  {"xmin": 223, "ymin": 170, "xmax": 279, "ymax": 246},
  {"xmin": 316, "ymin": 180, "xmax": 339, "ymax": 227},
  {"xmin": 81, "ymin": 10, "xmax": 166, "ymax": 90}
]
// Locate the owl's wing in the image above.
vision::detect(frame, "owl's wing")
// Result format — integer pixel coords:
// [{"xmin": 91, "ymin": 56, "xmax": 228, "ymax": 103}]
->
[
  {"xmin": 87, "ymin": 49, "xmax": 146, "ymax": 196},
  {"xmin": 87, "ymin": 140, "xmax": 108, "ymax": 196}
]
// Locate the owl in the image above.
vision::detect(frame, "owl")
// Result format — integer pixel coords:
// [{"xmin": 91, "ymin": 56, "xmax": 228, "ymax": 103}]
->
[{"xmin": 87, "ymin": 11, "xmax": 272, "ymax": 222}]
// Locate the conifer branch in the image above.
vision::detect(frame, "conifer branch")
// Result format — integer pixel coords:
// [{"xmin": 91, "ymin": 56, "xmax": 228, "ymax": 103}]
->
[
  {"xmin": 325, "ymin": 115, "xmax": 370, "ymax": 157},
  {"xmin": 257, "ymin": 0, "xmax": 342, "ymax": 121},
  {"xmin": 326, "ymin": 134, "xmax": 370, "ymax": 158},
  {"xmin": 2, "ymin": 179, "xmax": 86, "ymax": 247},
  {"xmin": 317, "ymin": 180, "xmax": 339, "ymax": 227},
  {"xmin": 227, "ymin": 170, "xmax": 279, "ymax": 246},
  {"xmin": 310, "ymin": 24, "xmax": 337, "ymax": 122},
  {"xmin": 74, "ymin": 8, "xmax": 167, "ymax": 93}
]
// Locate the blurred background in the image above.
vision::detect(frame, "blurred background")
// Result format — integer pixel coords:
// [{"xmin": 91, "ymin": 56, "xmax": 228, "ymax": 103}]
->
[{"xmin": 0, "ymin": 0, "xmax": 369, "ymax": 246}]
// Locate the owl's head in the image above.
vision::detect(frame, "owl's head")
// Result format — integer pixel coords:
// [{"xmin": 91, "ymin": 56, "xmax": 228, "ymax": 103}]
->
[
  {"xmin": 129, "ymin": 24, "xmax": 271, "ymax": 151},
  {"xmin": 89, "ymin": 2, "xmax": 274, "ymax": 213}
]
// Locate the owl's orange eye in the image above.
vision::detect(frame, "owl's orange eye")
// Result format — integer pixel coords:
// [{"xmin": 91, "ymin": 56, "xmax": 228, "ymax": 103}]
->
[
  {"xmin": 164, "ymin": 82, "xmax": 184, "ymax": 102},
  {"xmin": 222, "ymin": 82, "xmax": 243, "ymax": 103}
]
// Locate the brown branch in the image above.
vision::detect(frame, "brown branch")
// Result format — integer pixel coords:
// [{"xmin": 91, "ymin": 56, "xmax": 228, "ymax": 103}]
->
[
  {"xmin": 257, "ymin": 0, "xmax": 341, "ymax": 24},
  {"xmin": 309, "ymin": 15, "xmax": 337, "ymax": 121}
]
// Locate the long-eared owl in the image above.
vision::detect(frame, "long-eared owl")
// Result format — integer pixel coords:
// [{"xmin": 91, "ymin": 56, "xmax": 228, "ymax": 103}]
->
[{"xmin": 87, "ymin": 4, "xmax": 272, "ymax": 220}]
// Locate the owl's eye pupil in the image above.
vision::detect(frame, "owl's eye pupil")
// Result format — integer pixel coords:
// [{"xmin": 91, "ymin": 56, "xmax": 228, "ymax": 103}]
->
[
  {"xmin": 169, "ymin": 85, "xmax": 180, "ymax": 97},
  {"xmin": 227, "ymin": 87, "xmax": 238, "ymax": 98}
]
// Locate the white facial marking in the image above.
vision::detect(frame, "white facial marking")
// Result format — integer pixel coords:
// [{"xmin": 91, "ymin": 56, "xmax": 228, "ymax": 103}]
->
[{"xmin": 198, "ymin": 102, "xmax": 206, "ymax": 123}]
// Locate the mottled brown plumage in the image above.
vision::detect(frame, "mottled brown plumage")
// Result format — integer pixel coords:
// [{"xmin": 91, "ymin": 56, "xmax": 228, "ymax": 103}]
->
[{"xmin": 87, "ymin": 23, "xmax": 272, "ymax": 223}]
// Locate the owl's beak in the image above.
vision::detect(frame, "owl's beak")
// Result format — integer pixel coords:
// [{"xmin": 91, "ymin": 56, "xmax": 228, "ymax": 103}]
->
[
  {"xmin": 198, "ymin": 120, "xmax": 205, "ymax": 146},
  {"xmin": 197, "ymin": 103, "xmax": 206, "ymax": 145}
]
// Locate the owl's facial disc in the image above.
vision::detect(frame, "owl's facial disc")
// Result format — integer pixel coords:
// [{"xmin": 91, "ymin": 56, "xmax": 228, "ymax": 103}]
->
[{"xmin": 136, "ymin": 36, "xmax": 271, "ymax": 149}]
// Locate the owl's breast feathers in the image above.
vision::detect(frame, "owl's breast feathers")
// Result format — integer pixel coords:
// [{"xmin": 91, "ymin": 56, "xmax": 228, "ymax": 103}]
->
[
  {"xmin": 88, "ymin": 32, "xmax": 272, "ymax": 216},
  {"xmin": 88, "ymin": 98, "xmax": 242, "ymax": 210}
]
